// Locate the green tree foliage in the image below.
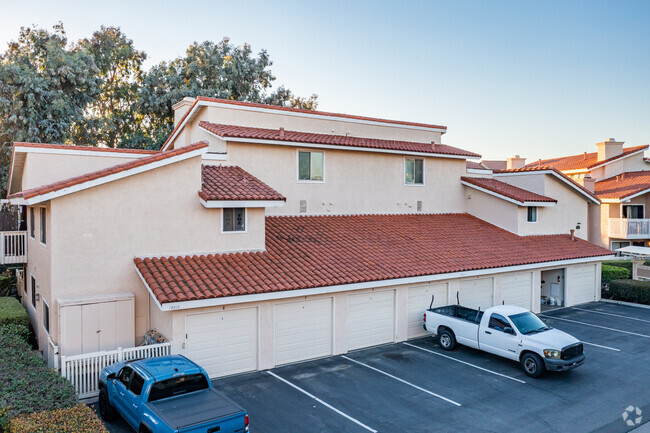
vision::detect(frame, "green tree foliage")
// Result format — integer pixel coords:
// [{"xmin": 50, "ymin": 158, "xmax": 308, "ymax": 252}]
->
[
  {"xmin": 73, "ymin": 26, "xmax": 146, "ymax": 148},
  {"xmin": 137, "ymin": 37, "xmax": 318, "ymax": 148},
  {"xmin": 0, "ymin": 24, "xmax": 100, "ymax": 189}
]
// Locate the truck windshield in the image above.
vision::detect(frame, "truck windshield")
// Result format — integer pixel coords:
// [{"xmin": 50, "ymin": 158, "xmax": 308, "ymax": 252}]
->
[
  {"xmin": 509, "ymin": 312, "xmax": 551, "ymax": 335},
  {"xmin": 148, "ymin": 373, "xmax": 209, "ymax": 402}
]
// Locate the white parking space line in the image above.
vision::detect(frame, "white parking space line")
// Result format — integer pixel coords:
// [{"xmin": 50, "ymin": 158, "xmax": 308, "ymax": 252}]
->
[
  {"xmin": 571, "ymin": 307, "xmax": 650, "ymax": 324},
  {"xmin": 267, "ymin": 371, "xmax": 378, "ymax": 433},
  {"xmin": 540, "ymin": 315, "xmax": 650, "ymax": 338},
  {"xmin": 341, "ymin": 355, "xmax": 462, "ymax": 407},
  {"xmin": 580, "ymin": 341, "xmax": 621, "ymax": 352},
  {"xmin": 404, "ymin": 342, "xmax": 526, "ymax": 384}
]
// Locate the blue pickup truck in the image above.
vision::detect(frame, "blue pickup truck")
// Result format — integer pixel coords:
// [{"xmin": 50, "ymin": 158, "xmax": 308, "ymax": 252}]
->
[{"xmin": 98, "ymin": 355, "xmax": 249, "ymax": 433}]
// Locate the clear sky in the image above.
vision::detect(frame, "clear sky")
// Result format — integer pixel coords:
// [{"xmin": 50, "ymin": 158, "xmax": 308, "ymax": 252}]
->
[{"xmin": 1, "ymin": 0, "xmax": 649, "ymax": 161}]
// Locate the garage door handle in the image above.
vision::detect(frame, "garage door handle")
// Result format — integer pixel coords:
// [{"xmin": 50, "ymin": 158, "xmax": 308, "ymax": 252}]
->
[{"xmin": 485, "ymin": 331, "xmax": 492, "ymax": 335}]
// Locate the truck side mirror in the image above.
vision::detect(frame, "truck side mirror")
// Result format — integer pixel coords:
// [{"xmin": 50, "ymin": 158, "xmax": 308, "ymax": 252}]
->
[
  {"xmin": 503, "ymin": 327, "xmax": 515, "ymax": 335},
  {"xmin": 106, "ymin": 373, "xmax": 116, "ymax": 381}
]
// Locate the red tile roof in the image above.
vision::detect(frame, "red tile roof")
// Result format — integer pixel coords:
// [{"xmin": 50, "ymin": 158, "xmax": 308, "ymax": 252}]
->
[
  {"xmin": 465, "ymin": 161, "xmax": 488, "ymax": 170},
  {"xmin": 14, "ymin": 142, "xmax": 159, "ymax": 154},
  {"xmin": 199, "ymin": 121, "xmax": 480, "ymax": 158},
  {"xmin": 200, "ymin": 165, "xmax": 286, "ymax": 201},
  {"xmin": 461, "ymin": 177, "xmax": 556, "ymax": 204},
  {"xmin": 135, "ymin": 213, "xmax": 612, "ymax": 305},
  {"xmin": 9, "ymin": 142, "xmax": 208, "ymax": 201},
  {"xmin": 493, "ymin": 166, "xmax": 600, "ymax": 203},
  {"xmin": 524, "ymin": 145, "xmax": 648, "ymax": 171},
  {"xmin": 481, "ymin": 160, "xmax": 507, "ymax": 170},
  {"xmin": 594, "ymin": 171, "xmax": 650, "ymax": 200}
]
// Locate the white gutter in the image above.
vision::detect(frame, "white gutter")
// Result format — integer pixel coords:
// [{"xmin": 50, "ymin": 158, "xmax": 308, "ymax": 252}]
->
[
  {"xmin": 460, "ymin": 180, "xmax": 556, "ymax": 207},
  {"xmin": 137, "ymin": 254, "xmax": 613, "ymax": 312}
]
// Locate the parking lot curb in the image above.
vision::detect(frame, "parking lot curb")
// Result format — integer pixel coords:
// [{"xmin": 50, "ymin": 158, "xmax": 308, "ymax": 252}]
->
[{"xmin": 601, "ymin": 299, "xmax": 650, "ymax": 310}]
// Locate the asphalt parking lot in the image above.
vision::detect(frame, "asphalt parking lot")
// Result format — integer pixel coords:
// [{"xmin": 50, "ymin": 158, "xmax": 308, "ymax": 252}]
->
[{"xmin": 96, "ymin": 301, "xmax": 650, "ymax": 433}]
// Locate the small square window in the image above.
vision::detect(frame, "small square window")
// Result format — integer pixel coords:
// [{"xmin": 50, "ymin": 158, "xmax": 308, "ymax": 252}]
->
[
  {"xmin": 405, "ymin": 158, "xmax": 424, "ymax": 185},
  {"xmin": 29, "ymin": 208, "xmax": 35, "ymax": 239},
  {"xmin": 43, "ymin": 301, "xmax": 50, "ymax": 334},
  {"xmin": 40, "ymin": 208, "xmax": 46, "ymax": 245},
  {"xmin": 298, "ymin": 151, "xmax": 324, "ymax": 181},
  {"xmin": 527, "ymin": 206, "xmax": 538, "ymax": 223},
  {"xmin": 223, "ymin": 208, "xmax": 246, "ymax": 232}
]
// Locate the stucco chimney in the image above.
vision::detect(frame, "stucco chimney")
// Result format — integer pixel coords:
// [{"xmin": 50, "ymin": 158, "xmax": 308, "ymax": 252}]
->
[
  {"xmin": 172, "ymin": 97, "xmax": 197, "ymax": 127},
  {"xmin": 506, "ymin": 155, "xmax": 526, "ymax": 170},
  {"xmin": 579, "ymin": 174, "xmax": 595, "ymax": 193},
  {"xmin": 596, "ymin": 138, "xmax": 624, "ymax": 162}
]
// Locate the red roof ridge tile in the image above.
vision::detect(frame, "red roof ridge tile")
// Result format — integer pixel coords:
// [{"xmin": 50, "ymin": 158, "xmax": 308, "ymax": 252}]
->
[
  {"xmin": 14, "ymin": 142, "xmax": 160, "ymax": 154},
  {"xmin": 198, "ymin": 121, "xmax": 480, "ymax": 158},
  {"xmin": 9, "ymin": 141, "xmax": 208, "ymax": 202}
]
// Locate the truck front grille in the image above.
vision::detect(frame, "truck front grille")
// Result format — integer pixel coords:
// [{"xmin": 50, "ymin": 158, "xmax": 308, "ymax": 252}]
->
[{"xmin": 561, "ymin": 343, "xmax": 583, "ymax": 360}]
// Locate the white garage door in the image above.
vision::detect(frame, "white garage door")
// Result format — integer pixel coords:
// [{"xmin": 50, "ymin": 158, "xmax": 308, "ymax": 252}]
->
[
  {"xmin": 459, "ymin": 278, "xmax": 494, "ymax": 311},
  {"xmin": 348, "ymin": 290, "xmax": 394, "ymax": 350},
  {"xmin": 572, "ymin": 264, "xmax": 596, "ymax": 305},
  {"xmin": 275, "ymin": 298, "xmax": 333, "ymax": 365},
  {"xmin": 186, "ymin": 308, "xmax": 258, "ymax": 378},
  {"xmin": 502, "ymin": 273, "xmax": 532, "ymax": 310},
  {"xmin": 407, "ymin": 284, "xmax": 448, "ymax": 338}
]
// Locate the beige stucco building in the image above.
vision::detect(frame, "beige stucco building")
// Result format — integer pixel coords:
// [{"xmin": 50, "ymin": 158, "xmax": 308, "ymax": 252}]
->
[{"xmin": 5, "ymin": 98, "xmax": 612, "ymax": 379}]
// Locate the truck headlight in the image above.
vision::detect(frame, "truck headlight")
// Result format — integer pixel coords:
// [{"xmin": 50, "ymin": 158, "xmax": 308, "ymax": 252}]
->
[{"xmin": 543, "ymin": 349, "xmax": 561, "ymax": 359}]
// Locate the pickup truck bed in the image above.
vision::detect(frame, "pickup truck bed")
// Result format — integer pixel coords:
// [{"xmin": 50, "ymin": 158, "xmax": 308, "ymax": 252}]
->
[
  {"xmin": 431, "ymin": 305, "xmax": 484, "ymax": 324},
  {"xmin": 147, "ymin": 388, "xmax": 245, "ymax": 431}
]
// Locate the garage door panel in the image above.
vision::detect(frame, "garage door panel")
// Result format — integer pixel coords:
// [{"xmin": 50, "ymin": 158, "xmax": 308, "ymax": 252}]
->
[
  {"xmin": 502, "ymin": 273, "xmax": 532, "ymax": 310},
  {"xmin": 348, "ymin": 291, "xmax": 394, "ymax": 350},
  {"xmin": 572, "ymin": 265, "xmax": 596, "ymax": 305},
  {"xmin": 459, "ymin": 278, "xmax": 494, "ymax": 311},
  {"xmin": 275, "ymin": 298, "xmax": 332, "ymax": 365},
  {"xmin": 186, "ymin": 308, "xmax": 258, "ymax": 378},
  {"xmin": 407, "ymin": 284, "xmax": 448, "ymax": 338}
]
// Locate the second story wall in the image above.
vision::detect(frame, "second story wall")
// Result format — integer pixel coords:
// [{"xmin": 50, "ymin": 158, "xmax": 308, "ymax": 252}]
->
[{"xmin": 224, "ymin": 141, "xmax": 468, "ymax": 215}]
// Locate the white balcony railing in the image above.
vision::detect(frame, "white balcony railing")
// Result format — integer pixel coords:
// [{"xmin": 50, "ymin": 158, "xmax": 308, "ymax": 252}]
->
[
  {"xmin": 609, "ymin": 218, "xmax": 650, "ymax": 240},
  {"xmin": 0, "ymin": 231, "xmax": 27, "ymax": 264}
]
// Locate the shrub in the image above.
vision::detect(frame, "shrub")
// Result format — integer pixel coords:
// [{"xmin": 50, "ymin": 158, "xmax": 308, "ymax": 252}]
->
[
  {"xmin": 602, "ymin": 260, "xmax": 633, "ymax": 274},
  {"xmin": 609, "ymin": 279, "xmax": 650, "ymax": 305},
  {"xmin": 0, "ymin": 271, "xmax": 16, "ymax": 298},
  {"xmin": 602, "ymin": 265, "xmax": 631, "ymax": 286},
  {"xmin": 0, "ymin": 316, "xmax": 77, "ymax": 429},
  {"xmin": 6, "ymin": 404, "xmax": 108, "ymax": 433},
  {"xmin": 0, "ymin": 297, "xmax": 29, "ymax": 331}
]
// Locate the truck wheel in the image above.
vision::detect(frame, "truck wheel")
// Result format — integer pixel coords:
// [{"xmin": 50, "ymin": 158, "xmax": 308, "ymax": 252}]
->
[
  {"xmin": 438, "ymin": 329, "xmax": 456, "ymax": 351},
  {"xmin": 521, "ymin": 353, "xmax": 545, "ymax": 378},
  {"xmin": 98, "ymin": 387, "xmax": 116, "ymax": 421}
]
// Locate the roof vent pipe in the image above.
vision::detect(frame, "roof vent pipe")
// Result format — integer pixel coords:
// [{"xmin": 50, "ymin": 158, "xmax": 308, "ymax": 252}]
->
[
  {"xmin": 279, "ymin": 127, "xmax": 285, "ymax": 139},
  {"xmin": 570, "ymin": 229, "xmax": 575, "ymax": 241}
]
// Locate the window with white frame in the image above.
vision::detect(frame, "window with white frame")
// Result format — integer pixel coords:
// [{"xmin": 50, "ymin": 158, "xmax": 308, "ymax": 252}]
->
[
  {"xmin": 527, "ymin": 206, "xmax": 538, "ymax": 223},
  {"xmin": 623, "ymin": 204, "xmax": 644, "ymax": 219},
  {"xmin": 31, "ymin": 275, "xmax": 36, "ymax": 308},
  {"xmin": 405, "ymin": 158, "xmax": 424, "ymax": 185},
  {"xmin": 29, "ymin": 207, "xmax": 35, "ymax": 239},
  {"xmin": 40, "ymin": 207, "xmax": 46, "ymax": 245},
  {"xmin": 223, "ymin": 208, "xmax": 246, "ymax": 232},
  {"xmin": 298, "ymin": 151, "xmax": 324, "ymax": 181},
  {"xmin": 43, "ymin": 300, "xmax": 50, "ymax": 334}
]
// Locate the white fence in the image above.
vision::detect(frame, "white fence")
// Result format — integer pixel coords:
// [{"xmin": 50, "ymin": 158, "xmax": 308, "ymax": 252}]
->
[
  {"xmin": 60, "ymin": 342, "xmax": 172, "ymax": 399},
  {"xmin": 0, "ymin": 231, "xmax": 26, "ymax": 264}
]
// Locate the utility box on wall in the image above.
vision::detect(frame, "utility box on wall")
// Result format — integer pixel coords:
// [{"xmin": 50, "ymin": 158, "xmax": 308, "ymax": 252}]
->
[{"xmin": 58, "ymin": 292, "xmax": 135, "ymax": 356}]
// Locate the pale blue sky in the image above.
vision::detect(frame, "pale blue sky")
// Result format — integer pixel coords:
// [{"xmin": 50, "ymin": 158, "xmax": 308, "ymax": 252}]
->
[{"xmin": 1, "ymin": 0, "xmax": 649, "ymax": 160}]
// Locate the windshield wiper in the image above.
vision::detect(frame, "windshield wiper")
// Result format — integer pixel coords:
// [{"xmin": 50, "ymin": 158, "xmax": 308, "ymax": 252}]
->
[{"xmin": 525, "ymin": 327, "xmax": 550, "ymax": 335}]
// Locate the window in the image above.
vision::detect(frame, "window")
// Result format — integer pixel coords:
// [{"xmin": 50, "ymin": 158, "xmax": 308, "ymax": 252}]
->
[
  {"xmin": 298, "ymin": 151, "xmax": 324, "ymax": 181},
  {"xmin": 29, "ymin": 208, "xmax": 35, "ymax": 239},
  {"xmin": 39, "ymin": 208, "xmax": 46, "ymax": 245},
  {"xmin": 488, "ymin": 313, "xmax": 511, "ymax": 332},
  {"xmin": 31, "ymin": 276, "xmax": 36, "ymax": 308},
  {"xmin": 129, "ymin": 372, "xmax": 145, "ymax": 396},
  {"xmin": 43, "ymin": 300, "xmax": 50, "ymax": 334},
  {"xmin": 623, "ymin": 204, "xmax": 644, "ymax": 219},
  {"xmin": 149, "ymin": 374, "xmax": 210, "ymax": 402},
  {"xmin": 527, "ymin": 206, "xmax": 537, "ymax": 223},
  {"xmin": 405, "ymin": 158, "xmax": 424, "ymax": 185},
  {"xmin": 223, "ymin": 208, "xmax": 246, "ymax": 232},
  {"xmin": 118, "ymin": 367, "xmax": 134, "ymax": 388}
]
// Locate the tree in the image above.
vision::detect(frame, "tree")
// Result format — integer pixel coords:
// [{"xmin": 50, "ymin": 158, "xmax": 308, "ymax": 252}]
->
[
  {"xmin": 136, "ymin": 37, "xmax": 318, "ymax": 149},
  {"xmin": 73, "ymin": 26, "xmax": 146, "ymax": 148},
  {"xmin": 0, "ymin": 24, "xmax": 100, "ymax": 191}
]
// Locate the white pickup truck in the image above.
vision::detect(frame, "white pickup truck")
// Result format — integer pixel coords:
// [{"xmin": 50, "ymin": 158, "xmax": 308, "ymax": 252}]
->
[{"xmin": 423, "ymin": 303, "xmax": 585, "ymax": 378}]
